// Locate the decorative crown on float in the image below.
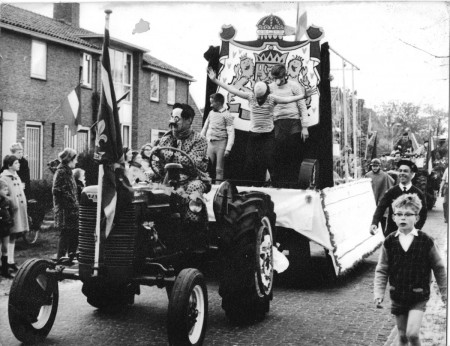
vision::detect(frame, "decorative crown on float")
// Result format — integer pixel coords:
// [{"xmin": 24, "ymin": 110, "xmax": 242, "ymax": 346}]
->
[{"xmin": 256, "ymin": 14, "xmax": 286, "ymax": 39}]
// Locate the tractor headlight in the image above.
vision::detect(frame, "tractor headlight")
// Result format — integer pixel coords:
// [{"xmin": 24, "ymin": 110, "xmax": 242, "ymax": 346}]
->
[{"xmin": 188, "ymin": 199, "xmax": 203, "ymax": 213}]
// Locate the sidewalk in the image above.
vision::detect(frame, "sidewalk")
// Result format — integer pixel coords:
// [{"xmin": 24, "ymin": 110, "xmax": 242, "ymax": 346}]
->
[{"xmin": 383, "ymin": 196, "xmax": 448, "ymax": 346}]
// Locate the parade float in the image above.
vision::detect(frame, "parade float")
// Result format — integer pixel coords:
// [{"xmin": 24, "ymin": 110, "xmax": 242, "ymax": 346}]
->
[{"xmin": 203, "ymin": 14, "xmax": 384, "ymax": 281}]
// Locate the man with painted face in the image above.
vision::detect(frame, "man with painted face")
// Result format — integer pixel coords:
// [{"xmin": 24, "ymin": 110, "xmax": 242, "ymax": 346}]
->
[
  {"xmin": 155, "ymin": 103, "xmax": 211, "ymax": 224},
  {"xmin": 269, "ymin": 64, "xmax": 309, "ymax": 188},
  {"xmin": 370, "ymin": 159, "xmax": 427, "ymax": 237},
  {"xmin": 365, "ymin": 158, "xmax": 395, "ymax": 233}
]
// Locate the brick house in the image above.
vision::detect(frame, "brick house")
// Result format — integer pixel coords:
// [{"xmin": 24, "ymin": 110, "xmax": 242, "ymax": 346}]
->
[{"xmin": 0, "ymin": 3, "xmax": 202, "ymax": 182}]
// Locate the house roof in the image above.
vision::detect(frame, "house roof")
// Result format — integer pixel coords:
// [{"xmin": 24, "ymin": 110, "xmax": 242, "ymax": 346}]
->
[
  {"xmin": 143, "ymin": 54, "xmax": 195, "ymax": 82},
  {"xmin": 0, "ymin": 4, "xmax": 101, "ymax": 52}
]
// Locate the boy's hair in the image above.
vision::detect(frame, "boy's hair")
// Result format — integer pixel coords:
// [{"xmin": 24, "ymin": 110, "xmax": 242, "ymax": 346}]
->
[
  {"xmin": 2, "ymin": 155, "xmax": 19, "ymax": 170},
  {"xmin": 392, "ymin": 193, "xmax": 422, "ymax": 213},
  {"xmin": 210, "ymin": 93, "xmax": 225, "ymax": 106},
  {"xmin": 131, "ymin": 150, "xmax": 140, "ymax": 163},
  {"xmin": 0, "ymin": 179, "xmax": 9, "ymax": 190},
  {"xmin": 73, "ymin": 168, "xmax": 85, "ymax": 180},
  {"xmin": 270, "ymin": 64, "xmax": 287, "ymax": 78}
]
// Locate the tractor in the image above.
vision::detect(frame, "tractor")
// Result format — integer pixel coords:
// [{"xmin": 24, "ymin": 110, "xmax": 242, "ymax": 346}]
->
[{"xmin": 7, "ymin": 146, "xmax": 276, "ymax": 346}]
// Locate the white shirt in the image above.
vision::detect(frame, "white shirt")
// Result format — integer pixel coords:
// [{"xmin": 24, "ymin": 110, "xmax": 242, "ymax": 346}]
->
[
  {"xmin": 399, "ymin": 182, "xmax": 412, "ymax": 192},
  {"xmin": 395, "ymin": 228, "xmax": 418, "ymax": 251}
]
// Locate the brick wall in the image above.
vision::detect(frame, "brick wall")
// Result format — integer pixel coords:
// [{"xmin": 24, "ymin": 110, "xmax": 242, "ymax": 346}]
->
[{"xmin": 0, "ymin": 29, "xmax": 97, "ymax": 181}]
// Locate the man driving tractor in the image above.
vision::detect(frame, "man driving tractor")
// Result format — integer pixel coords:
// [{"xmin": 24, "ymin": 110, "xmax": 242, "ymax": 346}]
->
[{"xmin": 150, "ymin": 103, "xmax": 212, "ymax": 249}]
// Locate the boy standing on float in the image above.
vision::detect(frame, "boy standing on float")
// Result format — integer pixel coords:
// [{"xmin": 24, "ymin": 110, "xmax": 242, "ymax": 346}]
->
[{"xmin": 269, "ymin": 64, "xmax": 309, "ymax": 188}]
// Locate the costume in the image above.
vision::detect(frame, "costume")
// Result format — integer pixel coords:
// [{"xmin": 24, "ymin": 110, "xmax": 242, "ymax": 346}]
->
[
  {"xmin": 374, "ymin": 230, "xmax": 447, "ymax": 310},
  {"xmin": 241, "ymin": 92, "xmax": 276, "ymax": 186},
  {"xmin": 371, "ymin": 184, "xmax": 427, "ymax": 236},
  {"xmin": 52, "ymin": 163, "xmax": 79, "ymax": 258},
  {"xmin": 365, "ymin": 170, "xmax": 395, "ymax": 232},
  {"xmin": 0, "ymin": 170, "xmax": 29, "ymax": 235},
  {"xmin": 0, "ymin": 195, "xmax": 14, "ymax": 238},
  {"xmin": 201, "ymin": 107, "xmax": 235, "ymax": 181},
  {"xmin": 269, "ymin": 80, "xmax": 308, "ymax": 188},
  {"xmin": 157, "ymin": 130, "xmax": 211, "ymax": 223}
]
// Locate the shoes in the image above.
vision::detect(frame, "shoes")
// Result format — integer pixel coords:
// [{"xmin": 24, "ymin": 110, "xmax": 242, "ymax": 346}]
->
[
  {"xmin": 8, "ymin": 263, "xmax": 19, "ymax": 272},
  {"xmin": 1, "ymin": 270, "xmax": 15, "ymax": 279}
]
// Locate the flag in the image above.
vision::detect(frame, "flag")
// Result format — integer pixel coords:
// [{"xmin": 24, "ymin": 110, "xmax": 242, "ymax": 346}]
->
[
  {"xmin": 295, "ymin": 10, "xmax": 308, "ymax": 41},
  {"xmin": 95, "ymin": 10, "xmax": 133, "ymax": 238},
  {"xmin": 61, "ymin": 84, "xmax": 81, "ymax": 135}
]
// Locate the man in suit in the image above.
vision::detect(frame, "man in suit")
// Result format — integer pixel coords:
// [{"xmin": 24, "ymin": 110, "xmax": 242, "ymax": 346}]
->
[{"xmin": 370, "ymin": 159, "xmax": 427, "ymax": 237}]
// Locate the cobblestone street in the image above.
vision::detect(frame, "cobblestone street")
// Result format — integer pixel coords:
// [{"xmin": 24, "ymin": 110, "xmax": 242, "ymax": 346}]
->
[{"xmin": 0, "ymin": 199, "xmax": 446, "ymax": 346}]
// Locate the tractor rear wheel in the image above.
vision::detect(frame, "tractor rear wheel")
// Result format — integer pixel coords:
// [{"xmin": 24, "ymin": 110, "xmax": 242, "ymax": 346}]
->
[
  {"xmin": 81, "ymin": 280, "xmax": 135, "ymax": 312},
  {"xmin": 218, "ymin": 191, "xmax": 276, "ymax": 325}
]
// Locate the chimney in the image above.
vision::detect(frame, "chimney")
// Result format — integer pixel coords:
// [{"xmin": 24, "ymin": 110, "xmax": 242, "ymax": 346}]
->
[{"xmin": 53, "ymin": 3, "xmax": 80, "ymax": 28}]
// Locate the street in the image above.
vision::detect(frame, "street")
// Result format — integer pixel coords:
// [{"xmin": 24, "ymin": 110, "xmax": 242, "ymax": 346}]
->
[{"xmin": 0, "ymin": 199, "xmax": 446, "ymax": 346}]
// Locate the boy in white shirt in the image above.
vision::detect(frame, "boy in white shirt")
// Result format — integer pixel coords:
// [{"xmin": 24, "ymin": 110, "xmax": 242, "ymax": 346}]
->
[{"xmin": 201, "ymin": 93, "xmax": 234, "ymax": 182}]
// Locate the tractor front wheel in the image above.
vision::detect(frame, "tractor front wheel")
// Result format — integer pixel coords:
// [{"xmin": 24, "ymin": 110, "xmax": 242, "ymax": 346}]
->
[{"xmin": 8, "ymin": 259, "xmax": 59, "ymax": 344}]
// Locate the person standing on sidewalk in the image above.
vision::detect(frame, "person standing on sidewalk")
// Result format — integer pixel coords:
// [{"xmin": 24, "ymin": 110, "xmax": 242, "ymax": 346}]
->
[
  {"xmin": 365, "ymin": 158, "xmax": 395, "ymax": 233},
  {"xmin": 269, "ymin": 64, "xmax": 309, "ymax": 188},
  {"xmin": 374, "ymin": 193, "xmax": 447, "ymax": 346},
  {"xmin": 9, "ymin": 143, "xmax": 31, "ymax": 200},
  {"xmin": 370, "ymin": 160, "xmax": 427, "ymax": 237},
  {"xmin": 52, "ymin": 148, "xmax": 79, "ymax": 259},
  {"xmin": 0, "ymin": 155, "xmax": 29, "ymax": 273},
  {"xmin": 0, "ymin": 180, "xmax": 14, "ymax": 278}
]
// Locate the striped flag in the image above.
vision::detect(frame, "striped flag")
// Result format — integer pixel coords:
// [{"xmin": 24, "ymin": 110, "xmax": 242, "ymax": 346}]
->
[
  {"xmin": 94, "ymin": 10, "xmax": 132, "ymax": 239},
  {"xmin": 61, "ymin": 84, "xmax": 81, "ymax": 135}
]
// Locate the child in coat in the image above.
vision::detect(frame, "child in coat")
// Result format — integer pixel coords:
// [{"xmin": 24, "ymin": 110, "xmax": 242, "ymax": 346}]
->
[
  {"xmin": 0, "ymin": 179, "xmax": 14, "ymax": 278},
  {"xmin": 374, "ymin": 193, "xmax": 447, "ymax": 346}
]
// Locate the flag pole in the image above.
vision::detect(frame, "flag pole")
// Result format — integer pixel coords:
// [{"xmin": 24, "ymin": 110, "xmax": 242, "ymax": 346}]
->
[{"xmin": 93, "ymin": 9, "xmax": 112, "ymax": 277}]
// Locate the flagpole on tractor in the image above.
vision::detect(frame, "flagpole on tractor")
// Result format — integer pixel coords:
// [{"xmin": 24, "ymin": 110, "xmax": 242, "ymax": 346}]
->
[{"xmin": 93, "ymin": 9, "xmax": 112, "ymax": 277}]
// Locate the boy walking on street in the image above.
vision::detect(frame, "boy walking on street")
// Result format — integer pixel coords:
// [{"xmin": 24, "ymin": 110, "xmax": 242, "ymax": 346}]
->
[
  {"xmin": 201, "ymin": 93, "xmax": 235, "ymax": 182},
  {"xmin": 374, "ymin": 193, "xmax": 447, "ymax": 346}
]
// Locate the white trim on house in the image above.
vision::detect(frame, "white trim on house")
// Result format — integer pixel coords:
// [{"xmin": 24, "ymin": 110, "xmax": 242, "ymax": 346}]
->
[{"xmin": 24, "ymin": 121, "xmax": 43, "ymax": 179}]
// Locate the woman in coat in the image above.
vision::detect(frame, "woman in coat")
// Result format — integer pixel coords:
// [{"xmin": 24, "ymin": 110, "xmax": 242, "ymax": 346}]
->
[
  {"xmin": 0, "ymin": 155, "xmax": 29, "ymax": 272},
  {"xmin": 52, "ymin": 148, "xmax": 79, "ymax": 259}
]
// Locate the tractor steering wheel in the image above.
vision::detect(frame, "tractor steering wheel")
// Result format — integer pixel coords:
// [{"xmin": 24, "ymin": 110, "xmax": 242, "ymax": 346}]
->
[{"xmin": 149, "ymin": 146, "xmax": 198, "ymax": 184}]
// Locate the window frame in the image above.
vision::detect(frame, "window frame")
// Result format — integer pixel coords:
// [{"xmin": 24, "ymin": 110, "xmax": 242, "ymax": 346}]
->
[
  {"xmin": 150, "ymin": 72, "xmax": 160, "ymax": 102},
  {"xmin": 167, "ymin": 77, "xmax": 176, "ymax": 105},
  {"xmin": 30, "ymin": 40, "xmax": 47, "ymax": 80},
  {"xmin": 82, "ymin": 53, "xmax": 92, "ymax": 88},
  {"xmin": 25, "ymin": 121, "xmax": 43, "ymax": 179}
]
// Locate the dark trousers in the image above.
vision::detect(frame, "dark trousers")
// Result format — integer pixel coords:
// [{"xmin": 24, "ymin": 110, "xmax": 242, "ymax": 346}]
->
[
  {"xmin": 272, "ymin": 124, "xmax": 303, "ymax": 188},
  {"xmin": 57, "ymin": 227, "xmax": 79, "ymax": 258},
  {"xmin": 244, "ymin": 131, "xmax": 275, "ymax": 187}
]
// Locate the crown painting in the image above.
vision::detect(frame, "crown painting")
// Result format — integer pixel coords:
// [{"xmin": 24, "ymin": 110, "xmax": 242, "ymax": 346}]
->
[{"xmin": 214, "ymin": 14, "xmax": 324, "ymax": 131}]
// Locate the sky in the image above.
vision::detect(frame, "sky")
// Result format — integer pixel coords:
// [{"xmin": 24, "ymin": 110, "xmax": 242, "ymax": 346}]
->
[{"xmin": 9, "ymin": 1, "xmax": 450, "ymax": 112}]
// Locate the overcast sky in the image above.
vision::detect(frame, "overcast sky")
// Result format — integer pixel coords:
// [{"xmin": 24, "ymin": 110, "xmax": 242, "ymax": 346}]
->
[{"xmin": 11, "ymin": 1, "xmax": 450, "ymax": 111}]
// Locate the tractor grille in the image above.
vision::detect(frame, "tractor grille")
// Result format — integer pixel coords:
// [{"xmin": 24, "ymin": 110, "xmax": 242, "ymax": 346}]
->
[{"xmin": 78, "ymin": 204, "xmax": 137, "ymax": 277}]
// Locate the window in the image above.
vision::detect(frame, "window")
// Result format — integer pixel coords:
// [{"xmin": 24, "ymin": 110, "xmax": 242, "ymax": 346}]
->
[
  {"xmin": 64, "ymin": 126, "xmax": 90, "ymax": 153},
  {"xmin": 122, "ymin": 125, "xmax": 131, "ymax": 148},
  {"xmin": 82, "ymin": 53, "xmax": 92, "ymax": 88},
  {"xmin": 108, "ymin": 49, "xmax": 132, "ymax": 101},
  {"xmin": 150, "ymin": 72, "xmax": 159, "ymax": 101},
  {"xmin": 25, "ymin": 122, "xmax": 43, "ymax": 179},
  {"xmin": 31, "ymin": 40, "xmax": 47, "ymax": 79},
  {"xmin": 167, "ymin": 77, "xmax": 176, "ymax": 105}
]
